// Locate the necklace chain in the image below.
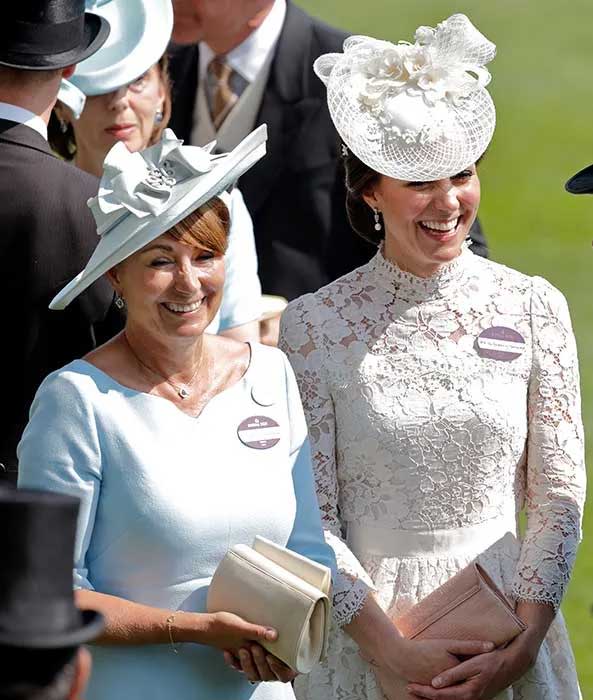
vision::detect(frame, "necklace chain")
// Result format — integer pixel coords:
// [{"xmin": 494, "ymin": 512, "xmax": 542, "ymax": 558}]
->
[{"xmin": 123, "ymin": 333, "xmax": 202, "ymax": 400}]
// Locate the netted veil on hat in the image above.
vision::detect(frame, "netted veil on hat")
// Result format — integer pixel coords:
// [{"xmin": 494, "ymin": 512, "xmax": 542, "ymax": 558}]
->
[{"xmin": 314, "ymin": 14, "xmax": 496, "ymax": 181}]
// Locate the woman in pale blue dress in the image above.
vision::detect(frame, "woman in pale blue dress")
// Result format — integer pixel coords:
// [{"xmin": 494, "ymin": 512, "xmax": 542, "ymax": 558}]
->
[{"xmin": 17, "ymin": 125, "xmax": 335, "ymax": 700}]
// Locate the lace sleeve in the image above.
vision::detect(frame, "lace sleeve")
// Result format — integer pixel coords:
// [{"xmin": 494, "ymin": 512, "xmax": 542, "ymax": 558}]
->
[
  {"xmin": 279, "ymin": 296, "xmax": 373, "ymax": 627},
  {"xmin": 512, "ymin": 277, "xmax": 586, "ymax": 610}
]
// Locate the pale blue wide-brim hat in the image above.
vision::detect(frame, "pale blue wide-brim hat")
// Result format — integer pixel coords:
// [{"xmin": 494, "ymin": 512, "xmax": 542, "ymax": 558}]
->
[
  {"xmin": 58, "ymin": 0, "xmax": 173, "ymax": 119},
  {"xmin": 50, "ymin": 125, "xmax": 268, "ymax": 310}
]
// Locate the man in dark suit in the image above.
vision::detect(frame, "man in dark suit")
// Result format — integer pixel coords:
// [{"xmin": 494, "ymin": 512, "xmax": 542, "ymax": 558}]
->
[
  {"xmin": 168, "ymin": 0, "xmax": 488, "ymax": 303},
  {"xmin": 0, "ymin": 1, "xmax": 120, "ymax": 483}
]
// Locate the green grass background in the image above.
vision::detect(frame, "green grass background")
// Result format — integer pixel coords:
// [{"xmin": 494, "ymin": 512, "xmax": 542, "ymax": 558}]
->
[{"xmin": 297, "ymin": 0, "xmax": 593, "ymax": 693}]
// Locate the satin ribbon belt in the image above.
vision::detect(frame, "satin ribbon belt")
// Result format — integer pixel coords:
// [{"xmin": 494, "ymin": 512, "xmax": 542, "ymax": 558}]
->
[{"xmin": 346, "ymin": 511, "xmax": 518, "ymax": 559}]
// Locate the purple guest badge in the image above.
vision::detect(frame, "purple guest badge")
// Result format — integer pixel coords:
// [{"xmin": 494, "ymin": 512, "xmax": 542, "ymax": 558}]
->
[
  {"xmin": 237, "ymin": 415, "xmax": 281, "ymax": 450},
  {"xmin": 476, "ymin": 326, "xmax": 525, "ymax": 362}
]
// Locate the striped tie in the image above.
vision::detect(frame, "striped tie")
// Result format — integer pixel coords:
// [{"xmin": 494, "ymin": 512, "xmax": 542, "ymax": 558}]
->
[{"xmin": 207, "ymin": 56, "xmax": 241, "ymax": 129}]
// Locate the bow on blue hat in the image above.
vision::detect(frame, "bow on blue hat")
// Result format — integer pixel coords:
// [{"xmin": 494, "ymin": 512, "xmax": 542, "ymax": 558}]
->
[{"xmin": 90, "ymin": 130, "xmax": 226, "ymax": 236}]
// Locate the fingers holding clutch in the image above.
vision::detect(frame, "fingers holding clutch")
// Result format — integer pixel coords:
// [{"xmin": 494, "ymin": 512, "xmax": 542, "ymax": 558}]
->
[
  {"xmin": 267, "ymin": 653, "xmax": 298, "ymax": 683},
  {"xmin": 223, "ymin": 644, "xmax": 298, "ymax": 683}
]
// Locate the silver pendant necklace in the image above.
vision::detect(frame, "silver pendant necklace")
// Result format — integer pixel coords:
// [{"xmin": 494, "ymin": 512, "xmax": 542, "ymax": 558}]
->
[{"xmin": 124, "ymin": 333, "xmax": 202, "ymax": 400}]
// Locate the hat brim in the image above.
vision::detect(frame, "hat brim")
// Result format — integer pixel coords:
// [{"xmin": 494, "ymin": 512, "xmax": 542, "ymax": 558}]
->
[
  {"xmin": 0, "ymin": 609, "xmax": 104, "ymax": 649},
  {"xmin": 565, "ymin": 163, "xmax": 593, "ymax": 195},
  {"xmin": 68, "ymin": 0, "xmax": 173, "ymax": 97},
  {"xmin": 0, "ymin": 14, "xmax": 110, "ymax": 71},
  {"xmin": 50, "ymin": 125, "xmax": 267, "ymax": 311}
]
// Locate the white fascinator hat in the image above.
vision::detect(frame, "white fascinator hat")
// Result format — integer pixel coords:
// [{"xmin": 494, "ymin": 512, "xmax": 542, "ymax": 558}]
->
[
  {"xmin": 58, "ymin": 0, "xmax": 173, "ymax": 119},
  {"xmin": 50, "ymin": 124, "xmax": 267, "ymax": 310},
  {"xmin": 314, "ymin": 14, "xmax": 496, "ymax": 181}
]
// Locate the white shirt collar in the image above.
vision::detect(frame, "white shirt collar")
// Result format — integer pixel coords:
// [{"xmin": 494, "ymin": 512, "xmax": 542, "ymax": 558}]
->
[
  {"xmin": 199, "ymin": 0, "xmax": 287, "ymax": 83},
  {"xmin": 0, "ymin": 102, "xmax": 48, "ymax": 140}
]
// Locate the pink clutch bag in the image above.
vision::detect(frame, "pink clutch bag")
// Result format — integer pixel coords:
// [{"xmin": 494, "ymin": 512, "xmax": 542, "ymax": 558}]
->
[
  {"xmin": 372, "ymin": 563, "xmax": 526, "ymax": 699},
  {"xmin": 394, "ymin": 562, "xmax": 526, "ymax": 644}
]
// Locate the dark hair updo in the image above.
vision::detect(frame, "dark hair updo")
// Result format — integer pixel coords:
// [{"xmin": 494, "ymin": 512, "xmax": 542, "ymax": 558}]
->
[{"xmin": 343, "ymin": 145, "xmax": 383, "ymax": 246}]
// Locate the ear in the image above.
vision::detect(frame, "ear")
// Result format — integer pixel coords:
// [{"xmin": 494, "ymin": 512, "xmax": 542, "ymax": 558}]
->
[
  {"xmin": 155, "ymin": 65, "xmax": 166, "ymax": 105},
  {"xmin": 105, "ymin": 267, "xmax": 122, "ymax": 293},
  {"xmin": 247, "ymin": 1, "xmax": 274, "ymax": 30},
  {"xmin": 361, "ymin": 189, "xmax": 379, "ymax": 212},
  {"xmin": 68, "ymin": 647, "xmax": 92, "ymax": 700}
]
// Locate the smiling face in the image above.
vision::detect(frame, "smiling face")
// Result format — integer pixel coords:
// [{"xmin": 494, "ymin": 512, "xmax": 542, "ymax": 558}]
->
[
  {"xmin": 363, "ymin": 166, "xmax": 481, "ymax": 276},
  {"xmin": 109, "ymin": 233, "xmax": 225, "ymax": 341},
  {"xmin": 65, "ymin": 65, "xmax": 166, "ymax": 175},
  {"xmin": 107, "ymin": 201, "xmax": 229, "ymax": 343}
]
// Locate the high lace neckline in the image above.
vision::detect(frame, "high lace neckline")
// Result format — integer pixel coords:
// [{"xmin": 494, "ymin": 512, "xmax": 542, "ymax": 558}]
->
[{"xmin": 368, "ymin": 242, "xmax": 473, "ymax": 301}]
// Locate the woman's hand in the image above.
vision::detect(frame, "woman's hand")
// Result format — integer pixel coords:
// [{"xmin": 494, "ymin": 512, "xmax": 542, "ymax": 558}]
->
[
  {"xmin": 197, "ymin": 611, "xmax": 278, "ymax": 653},
  {"xmin": 374, "ymin": 637, "xmax": 495, "ymax": 695},
  {"xmin": 406, "ymin": 631, "xmax": 542, "ymax": 698},
  {"xmin": 344, "ymin": 595, "xmax": 493, "ymax": 692},
  {"xmin": 406, "ymin": 645, "xmax": 523, "ymax": 699},
  {"xmin": 223, "ymin": 645, "xmax": 298, "ymax": 683},
  {"xmin": 406, "ymin": 601, "xmax": 554, "ymax": 699}
]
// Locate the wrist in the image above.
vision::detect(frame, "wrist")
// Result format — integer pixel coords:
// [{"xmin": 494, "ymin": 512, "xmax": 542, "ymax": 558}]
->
[
  {"xmin": 376, "ymin": 635, "xmax": 411, "ymax": 675},
  {"xmin": 344, "ymin": 596, "xmax": 406, "ymax": 670},
  {"xmin": 361, "ymin": 621, "xmax": 408, "ymax": 672},
  {"xmin": 172, "ymin": 611, "xmax": 211, "ymax": 645},
  {"xmin": 502, "ymin": 630, "xmax": 542, "ymax": 674}
]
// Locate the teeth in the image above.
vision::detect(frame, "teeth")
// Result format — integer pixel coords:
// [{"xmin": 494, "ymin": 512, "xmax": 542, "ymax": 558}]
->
[
  {"xmin": 420, "ymin": 218, "xmax": 459, "ymax": 232},
  {"xmin": 164, "ymin": 300, "xmax": 203, "ymax": 313}
]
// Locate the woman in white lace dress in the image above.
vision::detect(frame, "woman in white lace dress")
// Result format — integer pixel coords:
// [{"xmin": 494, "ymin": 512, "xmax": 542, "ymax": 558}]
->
[{"xmin": 279, "ymin": 14, "xmax": 585, "ymax": 700}]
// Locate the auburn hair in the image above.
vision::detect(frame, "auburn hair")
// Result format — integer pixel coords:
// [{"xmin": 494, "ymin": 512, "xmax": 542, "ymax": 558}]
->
[{"xmin": 167, "ymin": 197, "xmax": 230, "ymax": 255}]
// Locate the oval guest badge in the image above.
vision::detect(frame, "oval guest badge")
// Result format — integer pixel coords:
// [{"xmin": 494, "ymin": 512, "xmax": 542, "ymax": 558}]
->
[
  {"xmin": 237, "ymin": 415, "xmax": 281, "ymax": 450},
  {"xmin": 476, "ymin": 326, "xmax": 525, "ymax": 362}
]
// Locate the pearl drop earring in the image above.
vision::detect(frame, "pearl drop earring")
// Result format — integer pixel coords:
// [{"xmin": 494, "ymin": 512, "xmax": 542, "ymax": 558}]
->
[{"xmin": 373, "ymin": 208, "xmax": 382, "ymax": 232}]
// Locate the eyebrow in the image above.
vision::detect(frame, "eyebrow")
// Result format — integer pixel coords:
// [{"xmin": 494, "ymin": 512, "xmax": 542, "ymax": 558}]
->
[{"xmin": 142, "ymin": 244, "xmax": 174, "ymax": 253}]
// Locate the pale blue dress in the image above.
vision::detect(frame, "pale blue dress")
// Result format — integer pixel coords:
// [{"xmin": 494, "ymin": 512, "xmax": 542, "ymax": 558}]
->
[{"xmin": 18, "ymin": 343, "xmax": 335, "ymax": 700}]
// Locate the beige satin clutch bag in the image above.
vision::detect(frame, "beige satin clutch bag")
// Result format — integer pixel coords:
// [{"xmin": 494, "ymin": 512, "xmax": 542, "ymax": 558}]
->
[
  {"xmin": 371, "ymin": 563, "xmax": 526, "ymax": 700},
  {"xmin": 207, "ymin": 536, "xmax": 332, "ymax": 673}
]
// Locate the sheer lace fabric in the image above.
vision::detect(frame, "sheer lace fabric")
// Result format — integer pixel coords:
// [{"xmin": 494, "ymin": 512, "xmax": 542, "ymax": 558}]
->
[{"xmin": 279, "ymin": 248, "xmax": 585, "ymax": 699}]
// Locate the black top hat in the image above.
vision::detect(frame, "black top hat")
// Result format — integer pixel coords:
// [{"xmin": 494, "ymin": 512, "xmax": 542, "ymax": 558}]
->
[
  {"xmin": 565, "ymin": 163, "xmax": 593, "ymax": 195},
  {"xmin": 0, "ymin": 1, "xmax": 110, "ymax": 71},
  {"xmin": 0, "ymin": 487, "xmax": 103, "ymax": 648}
]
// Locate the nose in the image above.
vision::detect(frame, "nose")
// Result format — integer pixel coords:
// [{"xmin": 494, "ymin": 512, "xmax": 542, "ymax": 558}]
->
[
  {"xmin": 173, "ymin": 259, "xmax": 202, "ymax": 296},
  {"xmin": 433, "ymin": 180, "xmax": 460, "ymax": 214},
  {"xmin": 107, "ymin": 86, "xmax": 130, "ymax": 112}
]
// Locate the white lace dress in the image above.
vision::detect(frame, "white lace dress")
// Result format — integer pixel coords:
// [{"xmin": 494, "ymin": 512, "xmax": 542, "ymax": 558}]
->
[{"xmin": 279, "ymin": 247, "xmax": 586, "ymax": 700}]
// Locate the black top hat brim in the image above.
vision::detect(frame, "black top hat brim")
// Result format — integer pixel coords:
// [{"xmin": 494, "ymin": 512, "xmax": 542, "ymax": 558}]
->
[
  {"xmin": 0, "ymin": 609, "xmax": 104, "ymax": 649},
  {"xmin": 0, "ymin": 13, "xmax": 110, "ymax": 71},
  {"xmin": 565, "ymin": 163, "xmax": 593, "ymax": 195}
]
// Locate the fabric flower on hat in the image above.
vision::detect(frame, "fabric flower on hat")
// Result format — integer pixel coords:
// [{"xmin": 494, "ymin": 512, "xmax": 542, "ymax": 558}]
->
[
  {"xmin": 352, "ymin": 15, "xmax": 494, "ymax": 132},
  {"xmin": 314, "ymin": 13, "xmax": 497, "ymax": 181}
]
